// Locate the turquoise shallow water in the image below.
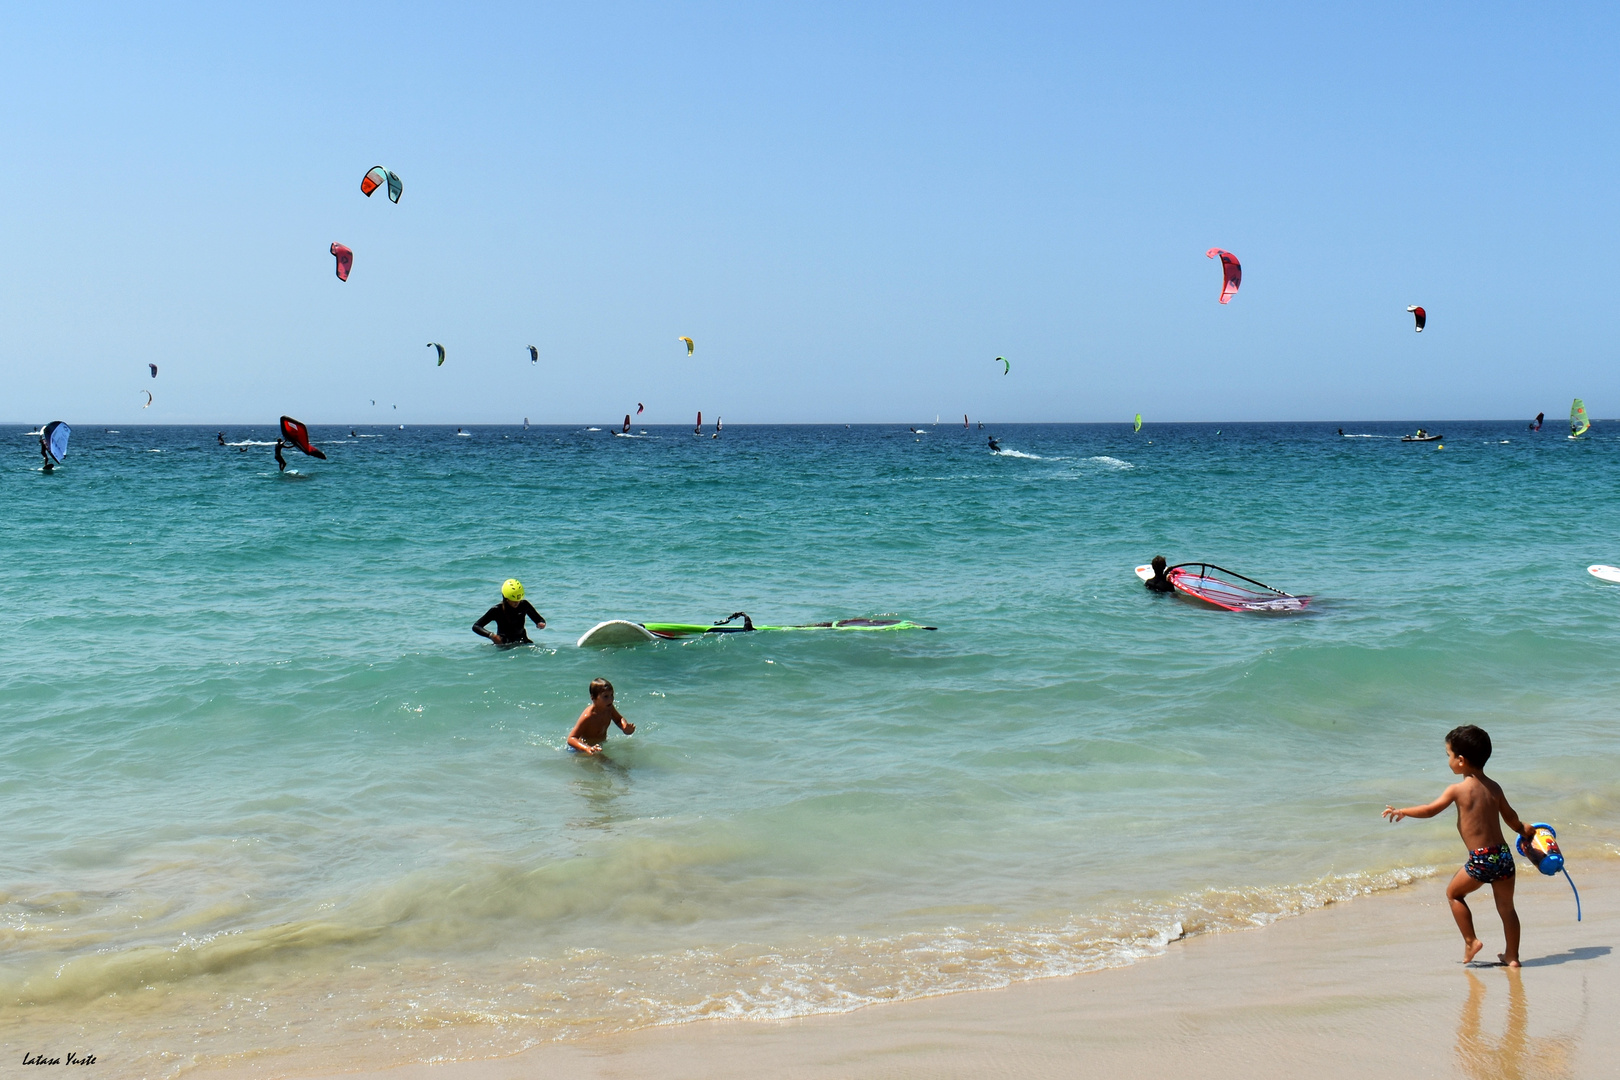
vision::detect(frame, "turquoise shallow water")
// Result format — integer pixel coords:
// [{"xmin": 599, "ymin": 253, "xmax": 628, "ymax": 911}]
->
[{"xmin": 4, "ymin": 422, "xmax": 1620, "ymax": 1073}]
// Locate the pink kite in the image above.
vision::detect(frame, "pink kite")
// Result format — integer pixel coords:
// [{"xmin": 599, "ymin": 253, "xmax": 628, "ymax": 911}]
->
[
  {"xmin": 1206, "ymin": 248, "xmax": 1241, "ymax": 304},
  {"xmin": 330, "ymin": 243, "xmax": 353, "ymax": 282}
]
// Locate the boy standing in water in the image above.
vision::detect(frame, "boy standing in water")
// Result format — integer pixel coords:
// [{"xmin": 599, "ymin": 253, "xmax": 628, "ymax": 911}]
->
[
  {"xmin": 1383, "ymin": 725, "xmax": 1535, "ymax": 967},
  {"xmin": 567, "ymin": 678, "xmax": 634, "ymax": 755}
]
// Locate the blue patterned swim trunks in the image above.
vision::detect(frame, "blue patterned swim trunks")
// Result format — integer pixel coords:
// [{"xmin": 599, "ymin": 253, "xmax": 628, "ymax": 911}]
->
[{"xmin": 1465, "ymin": 844, "xmax": 1516, "ymax": 883}]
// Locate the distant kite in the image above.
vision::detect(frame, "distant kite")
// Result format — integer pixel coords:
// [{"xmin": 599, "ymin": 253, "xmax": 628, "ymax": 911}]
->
[
  {"xmin": 995, "ymin": 356, "xmax": 1009, "ymax": 375},
  {"xmin": 148, "ymin": 364, "xmax": 158, "ymax": 378},
  {"xmin": 331, "ymin": 243, "xmax": 353, "ymax": 282},
  {"xmin": 636, "ymin": 403, "xmax": 644, "ymax": 414},
  {"xmin": 427, "ymin": 343, "xmax": 446, "ymax": 366},
  {"xmin": 142, "ymin": 390, "xmax": 153, "ymax": 409},
  {"xmin": 361, "ymin": 166, "xmax": 403, "ymax": 203},
  {"xmin": 1206, "ymin": 248, "xmax": 1241, "ymax": 304},
  {"xmin": 528, "ymin": 345, "xmax": 538, "ymax": 363},
  {"xmin": 679, "ymin": 336, "xmax": 694, "ymax": 356},
  {"xmin": 1407, "ymin": 305, "xmax": 1426, "ymax": 332}
]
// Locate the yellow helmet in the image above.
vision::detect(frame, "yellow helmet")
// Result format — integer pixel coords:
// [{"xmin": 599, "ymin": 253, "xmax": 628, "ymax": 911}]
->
[{"xmin": 501, "ymin": 579, "xmax": 524, "ymax": 602}]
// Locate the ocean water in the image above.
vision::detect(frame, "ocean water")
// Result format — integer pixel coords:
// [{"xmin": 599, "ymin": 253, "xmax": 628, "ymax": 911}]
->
[{"xmin": 4, "ymin": 421, "xmax": 1619, "ymax": 1075}]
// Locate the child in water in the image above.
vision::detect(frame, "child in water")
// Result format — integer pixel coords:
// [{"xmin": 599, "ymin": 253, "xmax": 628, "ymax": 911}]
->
[
  {"xmin": 567, "ymin": 678, "xmax": 635, "ymax": 755},
  {"xmin": 1383, "ymin": 725, "xmax": 1535, "ymax": 967}
]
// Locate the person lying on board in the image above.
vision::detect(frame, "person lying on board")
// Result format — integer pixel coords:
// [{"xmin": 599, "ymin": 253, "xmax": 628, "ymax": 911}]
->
[
  {"xmin": 473, "ymin": 578, "xmax": 546, "ymax": 645},
  {"xmin": 567, "ymin": 678, "xmax": 634, "ymax": 755},
  {"xmin": 1143, "ymin": 555, "xmax": 1175, "ymax": 593}
]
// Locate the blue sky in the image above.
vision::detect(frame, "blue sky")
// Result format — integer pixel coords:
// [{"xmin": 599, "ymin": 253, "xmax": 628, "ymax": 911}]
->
[{"xmin": 2, "ymin": 2, "xmax": 1616, "ymax": 424}]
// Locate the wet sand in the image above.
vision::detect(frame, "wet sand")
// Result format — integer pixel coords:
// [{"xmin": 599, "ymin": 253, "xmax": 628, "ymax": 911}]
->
[{"xmin": 290, "ymin": 859, "xmax": 1616, "ymax": 1080}]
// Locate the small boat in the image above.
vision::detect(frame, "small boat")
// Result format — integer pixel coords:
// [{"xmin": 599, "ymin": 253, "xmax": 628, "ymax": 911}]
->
[{"xmin": 1401, "ymin": 429, "xmax": 1442, "ymax": 442}]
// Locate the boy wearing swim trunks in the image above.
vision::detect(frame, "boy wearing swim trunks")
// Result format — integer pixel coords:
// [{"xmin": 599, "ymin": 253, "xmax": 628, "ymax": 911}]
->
[
  {"xmin": 566, "ymin": 679, "xmax": 634, "ymax": 756},
  {"xmin": 1383, "ymin": 725, "xmax": 1535, "ymax": 967}
]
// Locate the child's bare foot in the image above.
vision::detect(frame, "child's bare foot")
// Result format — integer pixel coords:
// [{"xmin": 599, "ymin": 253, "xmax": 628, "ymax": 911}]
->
[
  {"xmin": 1498, "ymin": 953, "xmax": 1520, "ymax": 968},
  {"xmin": 1464, "ymin": 938, "xmax": 1484, "ymax": 964}
]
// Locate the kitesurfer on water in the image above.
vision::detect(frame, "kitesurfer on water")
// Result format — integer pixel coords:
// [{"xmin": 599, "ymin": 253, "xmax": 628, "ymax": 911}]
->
[
  {"xmin": 987, "ymin": 435, "xmax": 1001, "ymax": 453},
  {"xmin": 274, "ymin": 440, "xmax": 287, "ymax": 472},
  {"xmin": 218, "ymin": 432, "xmax": 226, "ymax": 445},
  {"xmin": 473, "ymin": 579, "xmax": 547, "ymax": 645},
  {"xmin": 1144, "ymin": 555, "xmax": 1175, "ymax": 594}
]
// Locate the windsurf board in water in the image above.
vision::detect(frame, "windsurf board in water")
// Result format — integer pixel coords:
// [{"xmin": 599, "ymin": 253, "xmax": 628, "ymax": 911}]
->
[
  {"xmin": 577, "ymin": 620, "xmax": 661, "ymax": 647},
  {"xmin": 1588, "ymin": 565, "xmax": 1620, "ymax": 584},
  {"xmin": 1133, "ymin": 563, "xmax": 1309, "ymax": 612}
]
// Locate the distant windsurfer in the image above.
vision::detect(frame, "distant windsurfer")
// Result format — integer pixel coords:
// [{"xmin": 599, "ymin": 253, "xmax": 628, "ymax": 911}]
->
[
  {"xmin": 274, "ymin": 440, "xmax": 287, "ymax": 472},
  {"xmin": 987, "ymin": 435, "xmax": 1001, "ymax": 453},
  {"xmin": 473, "ymin": 579, "xmax": 547, "ymax": 646},
  {"xmin": 1144, "ymin": 555, "xmax": 1175, "ymax": 594},
  {"xmin": 1530, "ymin": 412, "xmax": 1544, "ymax": 432}
]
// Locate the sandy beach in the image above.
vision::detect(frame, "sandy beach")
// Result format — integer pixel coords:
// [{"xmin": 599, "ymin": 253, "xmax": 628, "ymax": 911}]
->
[{"xmin": 287, "ymin": 858, "xmax": 1615, "ymax": 1080}]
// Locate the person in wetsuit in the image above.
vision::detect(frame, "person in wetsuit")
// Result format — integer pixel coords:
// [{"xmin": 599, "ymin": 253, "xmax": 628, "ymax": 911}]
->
[
  {"xmin": 987, "ymin": 435, "xmax": 1001, "ymax": 453},
  {"xmin": 274, "ymin": 440, "xmax": 287, "ymax": 472},
  {"xmin": 40, "ymin": 433, "xmax": 53, "ymax": 472},
  {"xmin": 218, "ymin": 432, "xmax": 226, "ymax": 445},
  {"xmin": 1144, "ymin": 555, "xmax": 1175, "ymax": 594},
  {"xmin": 473, "ymin": 578, "xmax": 547, "ymax": 645}
]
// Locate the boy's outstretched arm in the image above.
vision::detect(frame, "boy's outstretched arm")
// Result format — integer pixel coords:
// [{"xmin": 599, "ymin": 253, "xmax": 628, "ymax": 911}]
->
[
  {"xmin": 1384, "ymin": 785, "xmax": 1458, "ymax": 822},
  {"xmin": 612, "ymin": 705, "xmax": 635, "ymax": 736}
]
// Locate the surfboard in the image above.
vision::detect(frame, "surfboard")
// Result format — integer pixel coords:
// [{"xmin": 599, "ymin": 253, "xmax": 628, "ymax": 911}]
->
[
  {"xmin": 1588, "ymin": 565, "xmax": 1620, "ymax": 584},
  {"xmin": 577, "ymin": 620, "xmax": 660, "ymax": 647}
]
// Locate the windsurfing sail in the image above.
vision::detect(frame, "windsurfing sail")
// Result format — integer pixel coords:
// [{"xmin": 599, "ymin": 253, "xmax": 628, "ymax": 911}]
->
[
  {"xmin": 580, "ymin": 611, "xmax": 937, "ymax": 645},
  {"xmin": 622, "ymin": 414, "xmax": 631, "ymax": 433},
  {"xmin": 427, "ymin": 343, "xmax": 445, "ymax": 366},
  {"xmin": 964, "ymin": 414, "xmax": 969, "ymax": 429},
  {"xmin": 1166, "ymin": 563, "xmax": 1309, "ymax": 613},
  {"xmin": 1206, "ymin": 248, "xmax": 1241, "ymax": 304},
  {"xmin": 1571, "ymin": 398, "xmax": 1590, "ymax": 438},
  {"xmin": 330, "ymin": 242, "xmax": 353, "ymax": 281},
  {"xmin": 1407, "ymin": 305, "xmax": 1426, "ymax": 332},
  {"xmin": 279, "ymin": 416, "xmax": 328, "ymax": 459},
  {"xmin": 1134, "ymin": 413, "xmax": 1142, "ymax": 433},
  {"xmin": 694, "ymin": 411, "xmax": 702, "ymax": 434},
  {"xmin": 717, "ymin": 416, "xmax": 722, "ymax": 432},
  {"xmin": 42, "ymin": 421, "xmax": 70, "ymax": 463},
  {"xmin": 1530, "ymin": 412, "xmax": 1544, "ymax": 431}
]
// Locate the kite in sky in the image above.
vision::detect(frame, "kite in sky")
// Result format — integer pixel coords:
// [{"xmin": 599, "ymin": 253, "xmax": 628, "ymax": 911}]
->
[
  {"xmin": 148, "ymin": 364, "xmax": 158, "ymax": 378},
  {"xmin": 1206, "ymin": 248, "xmax": 1241, "ymax": 304},
  {"xmin": 995, "ymin": 356, "xmax": 1009, "ymax": 375},
  {"xmin": 361, "ymin": 167, "xmax": 403, "ymax": 203},
  {"xmin": 331, "ymin": 243, "xmax": 353, "ymax": 282},
  {"xmin": 528, "ymin": 345, "xmax": 539, "ymax": 363},
  {"xmin": 679, "ymin": 336, "xmax": 694, "ymax": 356},
  {"xmin": 142, "ymin": 391, "xmax": 153, "ymax": 408},
  {"xmin": 1407, "ymin": 305, "xmax": 1426, "ymax": 332},
  {"xmin": 427, "ymin": 343, "xmax": 446, "ymax": 366}
]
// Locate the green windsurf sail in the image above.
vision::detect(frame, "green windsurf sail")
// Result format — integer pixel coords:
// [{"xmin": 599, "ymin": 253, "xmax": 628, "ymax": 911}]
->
[{"xmin": 1571, "ymin": 398, "xmax": 1590, "ymax": 438}]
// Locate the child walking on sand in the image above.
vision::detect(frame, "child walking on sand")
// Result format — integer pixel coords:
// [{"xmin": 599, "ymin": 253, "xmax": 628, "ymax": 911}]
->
[
  {"xmin": 567, "ymin": 678, "xmax": 635, "ymax": 755},
  {"xmin": 1383, "ymin": 725, "xmax": 1535, "ymax": 967}
]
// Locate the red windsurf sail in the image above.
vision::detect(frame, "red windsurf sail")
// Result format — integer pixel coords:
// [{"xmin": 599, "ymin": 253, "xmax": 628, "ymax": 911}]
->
[
  {"xmin": 1168, "ymin": 564, "xmax": 1309, "ymax": 612},
  {"xmin": 279, "ymin": 416, "xmax": 327, "ymax": 459}
]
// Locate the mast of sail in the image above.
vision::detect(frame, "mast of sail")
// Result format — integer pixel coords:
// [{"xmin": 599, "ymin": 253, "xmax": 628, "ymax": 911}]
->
[{"xmin": 1571, "ymin": 398, "xmax": 1590, "ymax": 438}]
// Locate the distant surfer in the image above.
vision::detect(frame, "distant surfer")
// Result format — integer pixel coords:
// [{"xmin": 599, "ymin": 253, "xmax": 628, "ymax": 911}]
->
[
  {"xmin": 1337, "ymin": 428, "xmax": 1344, "ymax": 436},
  {"xmin": 1143, "ymin": 555, "xmax": 1175, "ymax": 594},
  {"xmin": 566, "ymin": 678, "xmax": 634, "ymax": 756},
  {"xmin": 39, "ymin": 433, "xmax": 53, "ymax": 472},
  {"xmin": 987, "ymin": 435, "xmax": 1001, "ymax": 453},
  {"xmin": 274, "ymin": 440, "xmax": 287, "ymax": 472},
  {"xmin": 217, "ymin": 432, "xmax": 226, "ymax": 445},
  {"xmin": 473, "ymin": 579, "xmax": 547, "ymax": 645}
]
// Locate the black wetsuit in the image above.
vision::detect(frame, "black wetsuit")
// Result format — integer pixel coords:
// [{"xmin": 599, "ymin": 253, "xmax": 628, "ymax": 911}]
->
[
  {"xmin": 987, "ymin": 437, "xmax": 1000, "ymax": 452},
  {"xmin": 1144, "ymin": 570, "xmax": 1175, "ymax": 593},
  {"xmin": 474, "ymin": 600, "xmax": 545, "ymax": 644},
  {"xmin": 274, "ymin": 441, "xmax": 287, "ymax": 472},
  {"xmin": 40, "ymin": 439, "xmax": 53, "ymax": 472}
]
